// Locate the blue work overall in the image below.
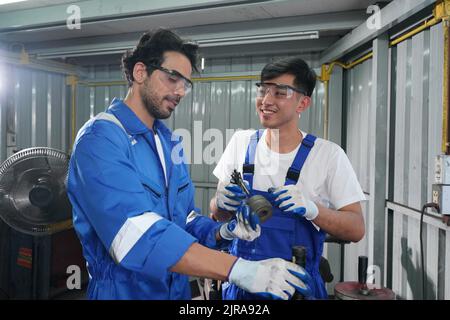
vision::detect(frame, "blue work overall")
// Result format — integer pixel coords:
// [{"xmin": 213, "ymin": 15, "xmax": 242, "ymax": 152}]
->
[{"xmin": 223, "ymin": 130, "xmax": 328, "ymax": 300}]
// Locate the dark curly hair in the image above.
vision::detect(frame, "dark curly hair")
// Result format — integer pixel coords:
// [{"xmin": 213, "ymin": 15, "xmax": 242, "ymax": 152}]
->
[
  {"xmin": 121, "ymin": 28, "xmax": 199, "ymax": 86},
  {"xmin": 261, "ymin": 57, "xmax": 316, "ymax": 97}
]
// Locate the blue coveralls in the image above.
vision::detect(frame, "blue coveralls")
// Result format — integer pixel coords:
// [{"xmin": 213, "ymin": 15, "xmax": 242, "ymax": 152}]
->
[
  {"xmin": 223, "ymin": 130, "xmax": 328, "ymax": 300},
  {"xmin": 67, "ymin": 98, "xmax": 228, "ymax": 299}
]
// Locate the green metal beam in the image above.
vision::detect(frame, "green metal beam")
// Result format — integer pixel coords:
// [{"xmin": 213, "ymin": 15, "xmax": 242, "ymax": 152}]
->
[
  {"xmin": 0, "ymin": 0, "xmax": 273, "ymax": 32},
  {"xmin": 24, "ymin": 11, "xmax": 363, "ymax": 59}
]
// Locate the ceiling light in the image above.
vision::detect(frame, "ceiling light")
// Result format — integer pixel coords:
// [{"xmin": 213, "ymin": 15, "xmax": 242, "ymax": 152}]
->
[
  {"xmin": 0, "ymin": 0, "xmax": 28, "ymax": 5},
  {"xmin": 34, "ymin": 30, "xmax": 320, "ymax": 59},
  {"xmin": 197, "ymin": 31, "xmax": 319, "ymax": 47}
]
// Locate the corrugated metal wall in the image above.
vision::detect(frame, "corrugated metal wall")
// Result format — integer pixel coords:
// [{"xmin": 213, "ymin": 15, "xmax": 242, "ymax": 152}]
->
[
  {"xmin": 74, "ymin": 53, "xmax": 324, "ymax": 216},
  {"xmin": 0, "ymin": 64, "xmax": 69, "ymax": 163},
  {"xmin": 0, "ymin": 63, "xmax": 70, "ymax": 297},
  {"xmin": 342, "ymin": 58, "xmax": 372, "ymax": 284},
  {"xmin": 340, "ymin": 23, "xmax": 448, "ymax": 299},
  {"xmin": 75, "ymin": 64, "xmax": 127, "ymax": 130},
  {"xmin": 390, "ymin": 23, "xmax": 447, "ymax": 300}
]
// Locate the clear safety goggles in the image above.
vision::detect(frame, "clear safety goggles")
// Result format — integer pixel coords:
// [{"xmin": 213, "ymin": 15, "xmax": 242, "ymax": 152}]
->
[
  {"xmin": 255, "ymin": 82, "xmax": 307, "ymax": 99},
  {"xmin": 147, "ymin": 64, "xmax": 193, "ymax": 94}
]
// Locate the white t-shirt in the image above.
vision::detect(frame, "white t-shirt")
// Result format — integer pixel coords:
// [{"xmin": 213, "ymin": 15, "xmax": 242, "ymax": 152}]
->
[
  {"xmin": 154, "ymin": 133, "xmax": 168, "ymax": 187},
  {"xmin": 213, "ymin": 129, "xmax": 366, "ymax": 211}
]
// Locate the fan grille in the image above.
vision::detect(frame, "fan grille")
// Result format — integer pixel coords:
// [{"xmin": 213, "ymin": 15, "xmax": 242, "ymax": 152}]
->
[
  {"xmin": 0, "ymin": 147, "xmax": 72, "ymax": 236},
  {"xmin": 0, "ymin": 147, "xmax": 68, "ymax": 175}
]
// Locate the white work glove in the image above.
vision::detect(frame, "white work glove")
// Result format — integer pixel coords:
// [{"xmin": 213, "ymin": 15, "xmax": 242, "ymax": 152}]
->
[
  {"xmin": 268, "ymin": 185, "xmax": 319, "ymax": 221},
  {"xmin": 219, "ymin": 203, "xmax": 261, "ymax": 241},
  {"xmin": 228, "ymin": 257, "xmax": 313, "ymax": 300},
  {"xmin": 216, "ymin": 181, "xmax": 247, "ymax": 212}
]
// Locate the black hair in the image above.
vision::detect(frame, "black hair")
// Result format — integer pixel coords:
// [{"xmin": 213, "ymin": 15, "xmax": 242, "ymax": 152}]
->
[
  {"xmin": 261, "ymin": 57, "xmax": 316, "ymax": 97},
  {"xmin": 121, "ymin": 28, "xmax": 199, "ymax": 86}
]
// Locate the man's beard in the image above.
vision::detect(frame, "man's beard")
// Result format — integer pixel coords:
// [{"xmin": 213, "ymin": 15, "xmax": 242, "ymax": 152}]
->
[{"xmin": 140, "ymin": 79, "xmax": 171, "ymax": 120}]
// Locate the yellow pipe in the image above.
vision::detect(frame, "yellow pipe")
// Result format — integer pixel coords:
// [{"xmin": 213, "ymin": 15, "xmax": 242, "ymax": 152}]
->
[
  {"xmin": 318, "ymin": 52, "xmax": 373, "ymax": 83},
  {"xmin": 327, "ymin": 61, "xmax": 347, "ymax": 72},
  {"xmin": 66, "ymin": 75, "xmax": 78, "ymax": 147},
  {"xmin": 71, "ymin": 84, "xmax": 76, "ymax": 146},
  {"xmin": 436, "ymin": 0, "xmax": 450, "ymax": 153},
  {"xmin": 319, "ymin": 1, "xmax": 445, "ymax": 82},
  {"xmin": 318, "ymin": 52, "xmax": 373, "ymax": 140},
  {"xmin": 323, "ymin": 80, "xmax": 329, "ymax": 139},
  {"xmin": 443, "ymin": 20, "xmax": 449, "ymax": 153},
  {"xmin": 390, "ymin": 17, "xmax": 441, "ymax": 47},
  {"xmin": 319, "ymin": 15, "xmax": 439, "ymax": 83},
  {"xmin": 346, "ymin": 52, "xmax": 374, "ymax": 69}
]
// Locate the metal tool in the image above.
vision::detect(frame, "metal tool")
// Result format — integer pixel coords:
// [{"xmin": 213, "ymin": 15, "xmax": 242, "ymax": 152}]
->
[
  {"xmin": 230, "ymin": 169, "xmax": 272, "ymax": 223},
  {"xmin": 291, "ymin": 245, "xmax": 307, "ymax": 300},
  {"xmin": 334, "ymin": 255, "xmax": 396, "ymax": 300}
]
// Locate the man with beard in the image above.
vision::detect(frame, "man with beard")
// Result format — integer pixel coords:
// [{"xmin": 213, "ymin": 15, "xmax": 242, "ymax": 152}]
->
[
  {"xmin": 210, "ymin": 57, "xmax": 366, "ymax": 300},
  {"xmin": 67, "ymin": 29, "xmax": 313, "ymax": 300}
]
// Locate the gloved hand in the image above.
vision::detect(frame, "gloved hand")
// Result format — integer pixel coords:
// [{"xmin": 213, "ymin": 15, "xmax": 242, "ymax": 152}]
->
[
  {"xmin": 268, "ymin": 185, "xmax": 319, "ymax": 221},
  {"xmin": 216, "ymin": 180, "xmax": 247, "ymax": 212},
  {"xmin": 219, "ymin": 203, "xmax": 261, "ymax": 241},
  {"xmin": 228, "ymin": 257, "xmax": 313, "ymax": 300}
]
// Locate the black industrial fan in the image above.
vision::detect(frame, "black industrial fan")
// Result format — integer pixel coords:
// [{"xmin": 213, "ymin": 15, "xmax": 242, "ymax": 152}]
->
[
  {"xmin": 0, "ymin": 147, "xmax": 86, "ymax": 300},
  {"xmin": 0, "ymin": 147, "xmax": 72, "ymax": 236}
]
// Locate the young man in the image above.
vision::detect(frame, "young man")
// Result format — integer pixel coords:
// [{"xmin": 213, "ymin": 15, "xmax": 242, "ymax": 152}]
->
[
  {"xmin": 67, "ymin": 29, "xmax": 312, "ymax": 300},
  {"xmin": 211, "ymin": 57, "xmax": 366, "ymax": 299}
]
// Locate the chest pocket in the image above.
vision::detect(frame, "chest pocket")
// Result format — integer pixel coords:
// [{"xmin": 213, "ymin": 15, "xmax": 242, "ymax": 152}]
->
[
  {"xmin": 173, "ymin": 174, "xmax": 193, "ymax": 227},
  {"xmin": 140, "ymin": 175, "xmax": 164, "ymax": 214}
]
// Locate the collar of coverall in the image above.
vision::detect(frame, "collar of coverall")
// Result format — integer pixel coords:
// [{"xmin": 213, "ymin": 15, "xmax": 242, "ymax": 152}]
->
[{"xmin": 108, "ymin": 98, "xmax": 182, "ymax": 145}]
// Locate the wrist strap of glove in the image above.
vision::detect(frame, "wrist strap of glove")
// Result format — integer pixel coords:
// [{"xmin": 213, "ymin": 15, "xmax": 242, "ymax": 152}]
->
[
  {"xmin": 304, "ymin": 200, "xmax": 319, "ymax": 221},
  {"xmin": 226, "ymin": 257, "xmax": 241, "ymax": 282},
  {"xmin": 219, "ymin": 223, "xmax": 234, "ymax": 240}
]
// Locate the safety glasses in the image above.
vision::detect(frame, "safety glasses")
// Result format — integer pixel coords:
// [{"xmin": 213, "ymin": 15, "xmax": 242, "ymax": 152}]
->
[
  {"xmin": 147, "ymin": 64, "xmax": 193, "ymax": 94},
  {"xmin": 255, "ymin": 82, "xmax": 307, "ymax": 99}
]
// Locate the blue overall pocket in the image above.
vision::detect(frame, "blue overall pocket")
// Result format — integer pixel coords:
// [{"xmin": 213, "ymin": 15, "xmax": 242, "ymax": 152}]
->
[
  {"xmin": 235, "ymin": 214, "xmax": 295, "ymax": 261},
  {"xmin": 139, "ymin": 175, "xmax": 163, "ymax": 212},
  {"xmin": 173, "ymin": 175, "xmax": 194, "ymax": 227}
]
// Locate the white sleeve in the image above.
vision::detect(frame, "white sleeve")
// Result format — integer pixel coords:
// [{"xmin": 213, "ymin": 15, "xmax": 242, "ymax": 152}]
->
[{"xmin": 326, "ymin": 146, "xmax": 367, "ymax": 210}]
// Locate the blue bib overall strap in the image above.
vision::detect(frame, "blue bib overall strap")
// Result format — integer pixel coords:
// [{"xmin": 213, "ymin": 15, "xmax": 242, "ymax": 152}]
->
[
  {"xmin": 243, "ymin": 130, "xmax": 317, "ymax": 186},
  {"xmin": 285, "ymin": 134, "xmax": 317, "ymax": 185},
  {"xmin": 243, "ymin": 129, "xmax": 263, "ymax": 189}
]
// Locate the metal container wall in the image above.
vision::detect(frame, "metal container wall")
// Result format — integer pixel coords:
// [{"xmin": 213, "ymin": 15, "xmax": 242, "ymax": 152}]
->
[
  {"xmin": 341, "ymin": 23, "xmax": 448, "ymax": 300},
  {"xmin": 0, "ymin": 65, "xmax": 69, "ymax": 163},
  {"xmin": 339, "ymin": 58, "xmax": 372, "ymax": 287},
  {"xmin": 390, "ymin": 24, "xmax": 447, "ymax": 300}
]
